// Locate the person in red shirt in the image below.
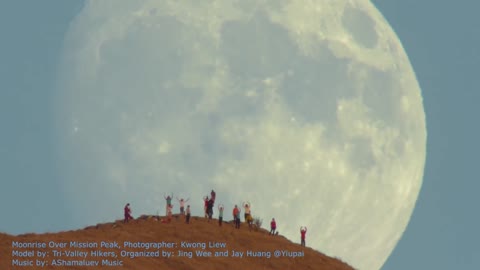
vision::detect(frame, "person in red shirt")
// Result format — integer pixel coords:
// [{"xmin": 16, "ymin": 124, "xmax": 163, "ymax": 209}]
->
[
  {"xmin": 270, "ymin": 218, "xmax": 277, "ymax": 235},
  {"xmin": 300, "ymin": 226, "xmax": 307, "ymax": 247},
  {"xmin": 124, "ymin": 203, "xmax": 133, "ymax": 223}
]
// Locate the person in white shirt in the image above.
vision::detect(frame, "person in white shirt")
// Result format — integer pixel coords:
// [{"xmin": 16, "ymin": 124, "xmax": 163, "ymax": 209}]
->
[{"xmin": 176, "ymin": 197, "xmax": 189, "ymax": 215}]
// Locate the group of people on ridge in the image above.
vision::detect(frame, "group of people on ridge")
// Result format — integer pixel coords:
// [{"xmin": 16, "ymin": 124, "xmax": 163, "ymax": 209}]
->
[{"xmin": 122, "ymin": 189, "xmax": 308, "ymax": 246}]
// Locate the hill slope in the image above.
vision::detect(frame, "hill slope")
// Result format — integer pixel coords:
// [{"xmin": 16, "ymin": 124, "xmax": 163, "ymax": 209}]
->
[{"xmin": 1, "ymin": 215, "xmax": 354, "ymax": 269}]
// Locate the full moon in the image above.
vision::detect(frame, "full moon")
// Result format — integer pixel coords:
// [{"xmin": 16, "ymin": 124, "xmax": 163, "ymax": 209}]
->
[{"xmin": 55, "ymin": 1, "xmax": 426, "ymax": 269}]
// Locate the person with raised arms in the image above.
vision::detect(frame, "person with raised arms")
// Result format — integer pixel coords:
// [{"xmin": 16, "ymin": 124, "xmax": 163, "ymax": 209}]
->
[
  {"xmin": 164, "ymin": 193, "xmax": 173, "ymax": 215},
  {"xmin": 176, "ymin": 197, "xmax": 189, "ymax": 215},
  {"xmin": 242, "ymin": 202, "xmax": 253, "ymax": 229},
  {"xmin": 300, "ymin": 226, "xmax": 307, "ymax": 247}
]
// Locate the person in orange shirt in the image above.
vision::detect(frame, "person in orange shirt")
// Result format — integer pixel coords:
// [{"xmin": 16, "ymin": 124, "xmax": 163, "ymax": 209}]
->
[{"xmin": 233, "ymin": 205, "xmax": 241, "ymax": 229}]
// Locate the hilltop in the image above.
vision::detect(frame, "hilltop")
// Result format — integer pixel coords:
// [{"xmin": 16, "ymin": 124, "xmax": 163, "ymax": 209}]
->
[{"xmin": 0, "ymin": 215, "xmax": 354, "ymax": 269}]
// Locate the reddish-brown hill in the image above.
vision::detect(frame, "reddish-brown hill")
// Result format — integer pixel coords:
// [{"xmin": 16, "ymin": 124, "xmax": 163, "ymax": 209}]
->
[{"xmin": 1, "ymin": 215, "xmax": 354, "ymax": 269}]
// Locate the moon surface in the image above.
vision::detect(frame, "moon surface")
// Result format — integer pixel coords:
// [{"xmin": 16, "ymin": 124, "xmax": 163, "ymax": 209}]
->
[{"xmin": 55, "ymin": 1, "xmax": 427, "ymax": 269}]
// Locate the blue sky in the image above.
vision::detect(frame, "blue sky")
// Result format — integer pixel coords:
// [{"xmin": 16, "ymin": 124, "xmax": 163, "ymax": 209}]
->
[
  {"xmin": 373, "ymin": 0, "xmax": 479, "ymax": 269},
  {"xmin": 0, "ymin": 1, "xmax": 478, "ymax": 269}
]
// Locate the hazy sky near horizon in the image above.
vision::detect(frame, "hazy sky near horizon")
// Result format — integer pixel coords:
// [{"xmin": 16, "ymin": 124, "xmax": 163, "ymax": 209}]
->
[{"xmin": 0, "ymin": 1, "xmax": 478, "ymax": 270}]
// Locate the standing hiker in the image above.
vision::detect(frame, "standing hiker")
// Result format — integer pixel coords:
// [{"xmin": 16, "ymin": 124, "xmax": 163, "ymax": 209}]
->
[
  {"xmin": 242, "ymin": 202, "xmax": 251, "ymax": 222},
  {"xmin": 164, "ymin": 193, "xmax": 173, "ymax": 214},
  {"xmin": 210, "ymin": 189, "xmax": 216, "ymax": 202},
  {"xmin": 243, "ymin": 202, "xmax": 253, "ymax": 229},
  {"xmin": 185, "ymin": 205, "xmax": 191, "ymax": 224},
  {"xmin": 167, "ymin": 204, "xmax": 173, "ymax": 222},
  {"xmin": 124, "ymin": 203, "xmax": 133, "ymax": 223},
  {"xmin": 207, "ymin": 197, "xmax": 214, "ymax": 221},
  {"xmin": 300, "ymin": 226, "xmax": 307, "ymax": 247},
  {"xmin": 218, "ymin": 204, "xmax": 224, "ymax": 226},
  {"xmin": 270, "ymin": 218, "xmax": 277, "ymax": 235},
  {"xmin": 203, "ymin": 196, "xmax": 209, "ymax": 218},
  {"xmin": 177, "ymin": 197, "xmax": 189, "ymax": 215},
  {"xmin": 233, "ymin": 205, "xmax": 241, "ymax": 229}
]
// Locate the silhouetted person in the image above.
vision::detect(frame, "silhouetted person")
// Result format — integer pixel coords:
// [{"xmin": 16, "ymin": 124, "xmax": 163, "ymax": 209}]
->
[
  {"xmin": 211, "ymin": 189, "xmax": 216, "ymax": 202},
  {"xmin": 124, "ymin": 203, "xmax": 133, "ymax": 223},
  {"xmin": 207, "ymin": 198, "xmax": 214, "ymax": 221},
  {"xmin": 300, "ymin": 226, "xmax": 307, "ymax": 247}
]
